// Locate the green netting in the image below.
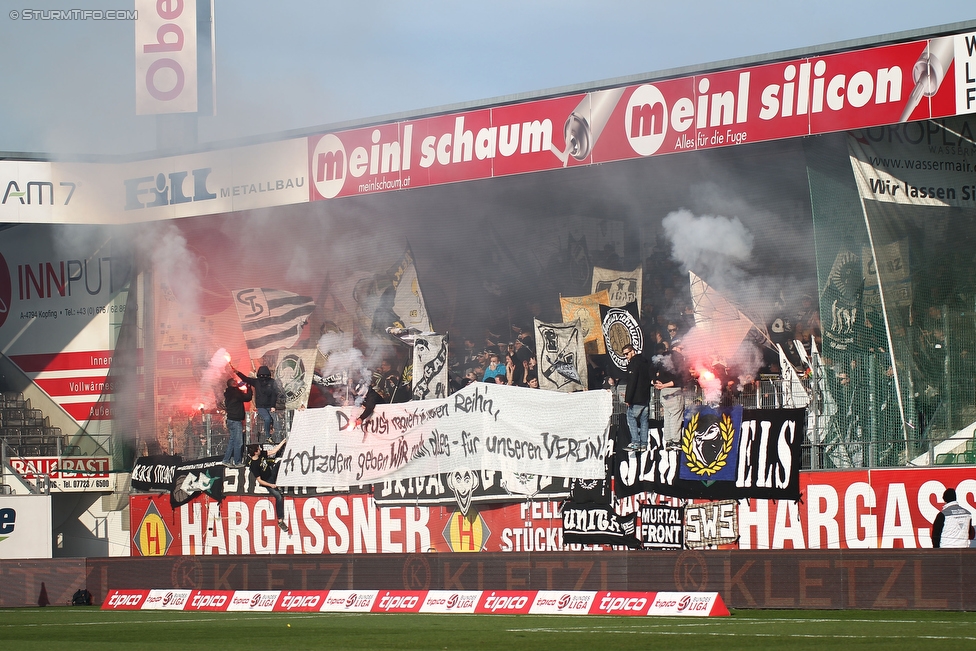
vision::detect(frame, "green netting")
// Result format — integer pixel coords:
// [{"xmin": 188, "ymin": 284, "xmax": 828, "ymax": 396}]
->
[{"xmin": 805, "ymin": 124, "xmax": 976, "ymax": 468}]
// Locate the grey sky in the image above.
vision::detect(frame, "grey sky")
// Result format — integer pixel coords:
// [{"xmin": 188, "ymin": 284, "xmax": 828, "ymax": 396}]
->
[{"xmin": 0, "ymin": 0, "xmax": 973, "ymax": 156}]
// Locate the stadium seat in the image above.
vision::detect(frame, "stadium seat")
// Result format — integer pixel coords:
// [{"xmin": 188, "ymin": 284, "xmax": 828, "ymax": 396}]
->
[
  {"xmin": 1, "ymin": 427, "xmax": 22, "ymax": 440},
  {"xmin": 935, "ymin": 453, "xmax": 957, "ymax": 465}
]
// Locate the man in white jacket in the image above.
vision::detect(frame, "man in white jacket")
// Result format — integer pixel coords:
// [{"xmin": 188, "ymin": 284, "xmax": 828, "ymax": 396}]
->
[{"xmin": 932, "ymin": 488, "xmax": 975, "ymax": 548}]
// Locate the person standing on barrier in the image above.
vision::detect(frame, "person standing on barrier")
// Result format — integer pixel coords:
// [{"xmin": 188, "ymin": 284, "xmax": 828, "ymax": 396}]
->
[
  {"xmin": 220, "ymin": 377, "xmax": 252, "ymax": 467},
  {"xmin": 623, "ymin": 343, "xmax": 651, "ymax": 451},
  {"xmin": 248, "ymin": 438, "xmax": 290, "ymax": 533},
  {"xmin": 932, "ymin": 487, "xmax": 975, "ymax": 548},
  {"xmin": 234, "ymin": 364, "xmax": 284, "ymax": 443},
  {"xmin": 654, "ymin": 339, "xmax": 686, "ymax": 450}
]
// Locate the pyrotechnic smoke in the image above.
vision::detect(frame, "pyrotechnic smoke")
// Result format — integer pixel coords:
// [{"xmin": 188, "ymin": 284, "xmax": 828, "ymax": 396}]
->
[
  {"xmin": 198, "ymin": 348, "xmax": 232, "ymax": 411},
  {"xmin": 694, "ymin": 365, "xmax": 723, "ymax": 405},
  {"xmin": 660, "ymin": 209, "xmax": 768, "ymax": 396},
  {"xmin": 317, "ymin": 331, "xmax": 371, "ymax": 405},
  {"xmin": 663, "ymin": 209, "xmax": 753, "ymax": 287},
  {"xmin": 651, "ymin": 353, "xmax": 675, "ymax": 373}
]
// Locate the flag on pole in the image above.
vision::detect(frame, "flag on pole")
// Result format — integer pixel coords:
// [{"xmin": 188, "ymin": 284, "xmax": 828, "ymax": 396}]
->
[
  {"xmin": 600, "ymin": 301, "xmax": 643, "ymax": 377},
  {"xmin": 412, "ymin": 333, "xmax": 449, "ymax": 400},
  {"xmin": 266, "ymin": 348, "xmax": 319, "ymax": 410},
  {"xmin": 233, "ymin": 288, "xmax": 315, "ymax": 359},
  {"xmin": 778, "ymin": 343, "xmax": 810, "ymax": 408},
  {"xmin": 689, "ymin": 271, "xmax": 763, "ymax": 360},
  {"xmin": 560, "ymin": 289, "xmax": 610, "ymax": 355},
  {"xmin": 390, "ymin": 245, "xmax": 432, "ymax": 333},
  {"xmin": 534, "ymin": 318, "xmax": 588, "ymax": 392},
  {"xmin": 591, "ymin": 265, "xmax": 642, "ymax": 310}
]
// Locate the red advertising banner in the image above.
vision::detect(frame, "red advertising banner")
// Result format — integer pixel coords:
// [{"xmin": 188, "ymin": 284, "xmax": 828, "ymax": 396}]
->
[
  {"xmin": 588, "ymin": 591, "xmax": 653, "ymax": 616},
  {"xmin": 131, "ymin": 465, "xmax": 975, "ymax": 555},
  {"xmin": 102, "ymin": 589, "xmax": 149, "ymax": 610},
  {"xmin": 184, "ymin": 590, "xmax": 231, "ymax": 611},
  {"xmin": 129, "ymin": 494, "xmax": 569, "ymax": 556},
  {"xmin": 275, "ymin": 590, "xmax": 325, "ymax": 612},
  {"xmin": 8, "ymin": 457, "xmax": 115, "ymax": 492},
  {"xmin": 739, "ymin": 466, "xmax": 976, "ymax": 549},
  {"xmin": 103, "ymin": 588, "xmax": 730, "ymax": 616},
  {"xmin": 306, "ymin": 33, "xmax": 976, "ymax": 203},
  {"xmin": 372, "ymin": 590, "xmax": 425, "ymax": 613}
]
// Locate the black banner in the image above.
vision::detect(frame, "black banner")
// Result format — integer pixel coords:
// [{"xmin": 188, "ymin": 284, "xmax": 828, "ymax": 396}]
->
[
  {"xmin": 569, "ymin": 477, "xmax": 611, "ymax": 506},
  {"xmin": 639, "ymin": 504, "xmax": 683, "ymax": 550},
  {"xmin": 600, "ymin": 301, "xmax": 643, "ymax": 379},
  {"xmin": 613, "ymin": 408, "xmax": 805, "ymax": 500},
  {"xmin": 170, "ymin": 456, "xmax": 225, "ymax": 507},
  {"xmin": 373, "ymin": 470, "xmax": 571, "ymax": 515},
  {"xmin": 222, "ymin": 465, "xmax": 368, "ymax": 497},
  {"xmin": 131, "ymin": 454, "xmax": 183, "ymax": 491},
  {"xmin": 562, "ymin": 503, "xmax": 640, "ymax": 548},
  {"xmin": 134, "ymin": 456, "xmax": 368, "ymax": 498}
]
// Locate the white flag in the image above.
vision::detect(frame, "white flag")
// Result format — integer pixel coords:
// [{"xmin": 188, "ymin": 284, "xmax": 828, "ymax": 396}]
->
[
  {"xmin": 778, "ymin": 343, "xmax": 810, "ymax": 408},
  {"xmin": 391, "ymin": 246, "xmax": 432, "ymax": 332},
  {"xmin": 535, "ymin": 318, "xmax": 588, "ymax": 392},
  {"xmin": 591, "ymin": 265, "xmax": 642, "ymax": 309}
]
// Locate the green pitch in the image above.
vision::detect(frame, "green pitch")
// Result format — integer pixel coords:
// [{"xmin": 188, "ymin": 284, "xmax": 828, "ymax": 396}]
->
[{"xmin": 1, "ymin": 608, "xmax": 974, "ymax": 650}]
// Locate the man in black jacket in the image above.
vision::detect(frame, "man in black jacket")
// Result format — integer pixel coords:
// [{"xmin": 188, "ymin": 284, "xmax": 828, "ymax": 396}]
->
[
  {"xmin": 220, "ymin": 377, "xmax": 252, "ymax": 466},
  {"xmin": 247, "ymin": 438, "xmax": 290, "ymax": 533},
  {"xmin": 235, "ymin": 364, "xmax": 283, "ymax": 443},
  {"xmin": 623, "ymin": 343, "xmax": 652, "ymax": 451}
]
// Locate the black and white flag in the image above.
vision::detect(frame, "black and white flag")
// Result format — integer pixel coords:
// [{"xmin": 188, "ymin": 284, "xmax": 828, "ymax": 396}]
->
[
  {"xmin": 233, "ymin": 288, "xmax": 315, "ymax": 358},
  {"xmin": 534, "ymin": 318, "xmax": 587, "ymax": 393},
  {"xmin": 640, "ymin": 503, "xmax": 684, "ymax": 550},
  {"xmin": 374, "ymin": 470, "xmax": 571, "ymax": 516},
  {"xmin": 613, "ymin": 409, "xmax": 805, "ymax": 501},
  {"xmin": 412, "ymin": 333, "xmax": 449, "ymax": 400},
  {"xmin": 170, "ymin": 456, "xmax": 225, "ymax": 508},
  {"xmin": 591, "ymin": 265, "xmax": 642, "ymax": 309},
  {"xmin": 131, "ymin": 454, "xmax": 183, "ymax": 491},
  {"xmin": 600, "ymin": 301, "xmax": 643, "ymax": 377},
  {"xmin": 683, "ymin": 500, "xmax": 738, "ymax": 549},
  {"xmin": 562, "ymin": 503, "xmax": 641, "ymax": 548}
]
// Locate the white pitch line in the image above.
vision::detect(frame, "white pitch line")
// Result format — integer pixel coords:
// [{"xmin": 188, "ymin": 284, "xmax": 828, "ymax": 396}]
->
[
  {"xmin": 0, "ymin": 613, "xmax": 355, "ymax": 628},
  {"xmin": 506, "ymin": 628, "xmax": 976, "ymax": 641},
  {"xmin": 652, "ymin": 619, "xmax": 973, "ymax": 627}
]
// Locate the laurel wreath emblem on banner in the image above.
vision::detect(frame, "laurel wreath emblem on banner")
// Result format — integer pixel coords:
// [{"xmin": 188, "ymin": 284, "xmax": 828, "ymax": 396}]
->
[{"xmin": 681, "ymin": 412, "xmax": 735, "ymax": 477}]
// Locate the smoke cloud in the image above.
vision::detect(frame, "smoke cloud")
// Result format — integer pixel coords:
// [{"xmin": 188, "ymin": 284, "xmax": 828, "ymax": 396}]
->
[
  {"xmin": 198, "ymin": 347, "xmax": 232, "ymax": 410},
  {"xmin": 662, "ymin": 209, "xmax": 754, "ymax": 289}
]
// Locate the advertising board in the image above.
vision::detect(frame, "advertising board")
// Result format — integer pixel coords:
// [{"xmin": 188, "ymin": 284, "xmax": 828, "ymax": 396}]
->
[{"xmin": 0, "ymin": 495, "xmax": 52, "ymax": 559}]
